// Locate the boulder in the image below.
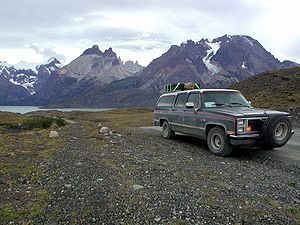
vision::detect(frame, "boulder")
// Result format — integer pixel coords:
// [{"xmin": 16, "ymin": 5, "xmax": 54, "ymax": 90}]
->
[
  {"xmin": 133, "ymin": 184, "xmax": 145, "ymax": 191},
  {"xmin": 49, "ymin": 131, "xmax": 59, "ymax": 138},
  {"xmin": 99, "ymin": 127, "xmax": 109, "ymax": 134}
]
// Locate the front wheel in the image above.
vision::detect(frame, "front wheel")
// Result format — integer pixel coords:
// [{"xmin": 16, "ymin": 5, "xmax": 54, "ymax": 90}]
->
[
  {"xmin": 161, "ymin": 121, "xmax": 175, "ymax": 139},
  {"xmin": 207, "ymin": 127, "xmax": 233, "ymax": 156}
]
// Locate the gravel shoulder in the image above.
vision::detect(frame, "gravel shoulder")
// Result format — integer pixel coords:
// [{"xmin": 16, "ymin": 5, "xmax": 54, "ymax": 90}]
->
[
  {"xmin": 39, "ymin": 122, "xmax": 300, "ymax": 224},
  {"xmin": 1, "ymin": 111, "xmax": 299, "ymax": 224}
]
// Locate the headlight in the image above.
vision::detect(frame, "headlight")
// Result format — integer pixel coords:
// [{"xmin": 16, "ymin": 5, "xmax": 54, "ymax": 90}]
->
[
  {"xmin": 237, "ymin": 127, "xmax": 244, "ymax": 133},
  {"xmin": 237, "ymin": 119, "xmax": 245, "ymax": 125},
  {"xmin": 237, "ymin": 119, "xmax": 248, "ymax": 134}
]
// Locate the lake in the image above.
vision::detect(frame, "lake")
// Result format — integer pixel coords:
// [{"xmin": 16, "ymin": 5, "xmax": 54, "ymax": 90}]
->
[{"xmin": 0, "ymin": 106, "xmax": 112, "ymax": 114}]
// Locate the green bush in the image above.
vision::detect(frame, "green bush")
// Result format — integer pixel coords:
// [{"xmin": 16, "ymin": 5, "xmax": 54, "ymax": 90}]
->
[
  {"xmin": 22, "ymin": 116, "xmax": 66, "ymax": 129},
  {"xmin": 55, "ymin": 117, "xmax": 66, "ymax": 127}
]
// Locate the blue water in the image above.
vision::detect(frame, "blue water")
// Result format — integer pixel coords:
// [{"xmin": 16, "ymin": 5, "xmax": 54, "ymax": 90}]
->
[{"xmin": 0, "ymin": 106, "xmax": 112, "ymax": 114}]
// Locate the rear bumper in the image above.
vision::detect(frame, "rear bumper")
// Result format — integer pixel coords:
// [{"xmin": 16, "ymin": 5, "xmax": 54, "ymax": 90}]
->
[{"xmin": 229, "ymin": 133, "xmax": 260, "ymax": 146}]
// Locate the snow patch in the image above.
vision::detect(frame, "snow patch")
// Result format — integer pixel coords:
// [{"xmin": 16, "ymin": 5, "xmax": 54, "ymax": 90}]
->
[
  {"xmin": 1, "ymin": 67, "xmax": 10, "ymax": 77},
  {"xmin": 186, "ymin": 58, "xmax": 192, "ymax": 64},
  {"xmin": 202, "ymin": 41, "xmax": 221, "ymax": 74},
  {"xmin": 55, "ymin": 63, "xmax": 62, "ymax": 68},
  {"xmin": 242, "ymin": 36, "xmax": 254, "ymax": 47},
  {"xmin": 1, "ymin": 61, "xmax": 38, "ymax": 73},
  {"xmin": 9, "ymin": 74, "xmax": 37, "ymax": 95},
  {"xmin": 241, "ymin": 61, "xmax": 247, "ymax": 69}
]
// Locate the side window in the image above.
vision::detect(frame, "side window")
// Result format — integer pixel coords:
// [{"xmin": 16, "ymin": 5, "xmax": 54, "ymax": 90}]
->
[
  {"xmin": 156, "ymin": 95, "xmax": 175, "ymax": 109},
  {"xmin": 174, "ymin": 93, "xmax": 187, "ymax": 108},
  {"xmin": 186, "ymin": 93, "xmax": 200, "ymax": 107}
]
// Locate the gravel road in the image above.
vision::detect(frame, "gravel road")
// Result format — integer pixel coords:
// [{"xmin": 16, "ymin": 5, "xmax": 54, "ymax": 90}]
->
[{"xmin": 33, "ymin": 122, "xmax": 299, "ymax": 224}]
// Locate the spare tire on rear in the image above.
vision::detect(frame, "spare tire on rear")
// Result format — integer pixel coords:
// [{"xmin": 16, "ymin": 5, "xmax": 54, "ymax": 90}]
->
[{"xmin": 261, "ymin": 115, "xmax": 292, "ymax": 148}]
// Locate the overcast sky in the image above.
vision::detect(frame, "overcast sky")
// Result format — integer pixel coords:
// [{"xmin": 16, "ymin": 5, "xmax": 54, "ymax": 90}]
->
[{"xmin": 0, "ymin": 0, "xmax": 299, "ymax": 66}]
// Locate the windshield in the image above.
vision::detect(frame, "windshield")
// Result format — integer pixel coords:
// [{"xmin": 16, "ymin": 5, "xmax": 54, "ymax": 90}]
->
[{"xmin": 202, "ymin": 91, "xmax": 250, "ymax": 108}]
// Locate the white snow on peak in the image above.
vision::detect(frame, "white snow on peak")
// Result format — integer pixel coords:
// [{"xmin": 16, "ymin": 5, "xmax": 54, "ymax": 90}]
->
[
  {"xmin": 1, "ymin": 61, "xmax": 38, "ymax": 73},
  {"xmin": 9, "ymin": 75, "xmax": 37, "ymax": 95},
  {"xmin": 241, "ymin": 61, "xmax": 247, "ymax": 69},
  {"xmin": 202, "ymin": 41, "xmax": 221, "ymax": 75},
  {"xmin": 55, "ymin": 63, "xmax": 63, "ymax": 68},
  {"xmin": 242, "ymin": 36, "xmax": 254, "ymax": 47},
  {"xmin": 15, "ymin": 61, "xmax": 38, "ymax": 73},
  {"xmin": 47, "ymin": 57, "xmax": 56, "ymax": 63},
  {"xmin": 186, "ymin": 58, "xmax": 192, "ymax": 64},
  {"xmin": 1, "ymin": 67, "xmax": 10, "ymax": 77}
]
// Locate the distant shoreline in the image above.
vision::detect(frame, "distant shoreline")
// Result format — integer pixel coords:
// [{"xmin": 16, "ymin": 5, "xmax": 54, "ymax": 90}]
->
[{"xmin": 0, "ymin": 106, "xmax": 113, "ymax": 114}]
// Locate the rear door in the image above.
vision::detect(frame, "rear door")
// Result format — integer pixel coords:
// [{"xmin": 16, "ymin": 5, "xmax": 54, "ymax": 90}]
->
[
  {"xmin": 182, "ymin": 92, "xmax": 202, "ymax": 136},
  {"xmin": 171, "ymin": 93, "xmax": 188, "ymax": 132}
]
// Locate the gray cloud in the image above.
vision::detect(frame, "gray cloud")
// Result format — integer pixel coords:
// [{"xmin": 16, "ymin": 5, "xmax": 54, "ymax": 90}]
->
[
  {"xmin": 0, "ymin": 0, "xmax": 299, "ymax": 65},
  {"xmin": 27, "ymin": 44, "xmax": 66, "ymax": 63}
]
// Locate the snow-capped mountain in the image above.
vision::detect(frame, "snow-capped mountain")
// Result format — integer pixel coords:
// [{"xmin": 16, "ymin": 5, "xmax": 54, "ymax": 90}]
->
[
  {"xmin": 58, "ymin": 45, "xmax": 143, "ymax": 84},
  {"xmin": 0, "ymin": 58, "xmax": 62, "ymax": 104},
  {"xmin": 0, "ymin": 58, "xmax": 62, "ymax": 95},
  {"xmin": 19, "ymin": 45, "xmax": 144, "ymax": 106},
  {"xmin": 134, "ymin": 34, "xmax": 296, "ymax": 91},
  {"xmin": 50, "ymin": 35, "xmax": 298, "ymax": 108},
  {"xmin": 1, "ymin": 35, "xmax": 298, "ymax": 107}
]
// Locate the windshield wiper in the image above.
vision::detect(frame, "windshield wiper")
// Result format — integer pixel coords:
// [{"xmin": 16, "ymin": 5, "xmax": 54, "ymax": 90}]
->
[
  {"xmin": 230, "ymin": 102, "xmax": 249, "ymax": 107},
  {"xmin": 214, "ymin": 103, "xmax": 225, "ymax": 106}
]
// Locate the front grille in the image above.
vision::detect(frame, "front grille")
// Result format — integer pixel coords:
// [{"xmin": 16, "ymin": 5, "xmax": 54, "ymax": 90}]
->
[{"xmin": 248, "ymin": 119, "xmax": 263, "ymax": 133}]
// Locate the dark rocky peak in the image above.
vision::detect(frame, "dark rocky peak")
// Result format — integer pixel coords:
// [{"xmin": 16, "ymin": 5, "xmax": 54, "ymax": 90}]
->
[
  {"xmin": 213, "ymin": 34, "xmax": 232, "ymax": 43},
  {"xmin": 282, "ymin": 60, "xmax": 299, "ymax": 67},
  {"xmin": 180, "ymin": 39, "xmax": 196, "ymax": 48},
  {"xmin": 169, "ymin": 45, "xmax": 180, "ymax": 51},
  {"xmin": 1, "ymin": 67, "xmax": 10, "ymax": 77},
  {"xmin": 82, "ymin": 45, "xmax": 103, "ymax": 56},
  {"xmin": 213, "ymin": 35, "xmax": 257, "ymax": 47},
  {"xmin": 44, "ymin": 58, "xmax": 62, "ymax": 68},
  {"xmin": 124, "ymin": 60, "xmax": 144, "ymax": 73},
  {"xmin": 103, "ymin": 47, "xmax": 117, "ymax": 59}
]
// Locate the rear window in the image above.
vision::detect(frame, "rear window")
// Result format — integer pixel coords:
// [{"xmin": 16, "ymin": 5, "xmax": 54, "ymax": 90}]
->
[{"xmin": 156, "ymin": 95, "xmax": 175, "ymax": 109}]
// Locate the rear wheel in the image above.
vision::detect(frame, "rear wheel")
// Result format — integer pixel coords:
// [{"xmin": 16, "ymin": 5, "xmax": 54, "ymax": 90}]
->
[
  {"xmin": 161, "ymin": 121, "xmax": 175, "ymax": 139},
  {"xmin": 207, "ymin": 127, "xmax": 233, "ymax": 156},
  {"xmin": 261, "ymin": 115, "xmax": 292, "ymax": 148}
]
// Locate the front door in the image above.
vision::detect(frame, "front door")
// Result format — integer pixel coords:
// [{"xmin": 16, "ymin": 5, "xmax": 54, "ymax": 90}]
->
[{"xmin": 171, "ymin": 93, "xmax": 188, "ymax": 132}]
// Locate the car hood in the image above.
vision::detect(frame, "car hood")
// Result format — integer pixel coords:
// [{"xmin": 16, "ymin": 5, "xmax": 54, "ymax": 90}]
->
[{"xmin": 204, "ymin": 107, "xmax": 289, "ymax": 118}]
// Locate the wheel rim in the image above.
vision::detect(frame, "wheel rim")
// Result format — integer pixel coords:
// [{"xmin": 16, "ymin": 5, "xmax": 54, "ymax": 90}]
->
[
  {"xmin": 162, "ymin": 123, "xmax": 169, "ymax": 137},
  {"xmin": 274, "ymin": 122, "xmax": 288, "ymax": 141},
  {"xmin": 211, "ymin": 133, "xmax": 223, "ymax": 150}
]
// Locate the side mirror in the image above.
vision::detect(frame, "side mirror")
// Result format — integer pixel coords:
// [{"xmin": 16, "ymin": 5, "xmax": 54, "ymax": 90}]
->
[
  {"xmin": 248, "ymin": 101, "xmax": 252, "ymax": 105},
  {"xmin": 185, "ymin": 102, "xmax": 195, "ymax": 108}
]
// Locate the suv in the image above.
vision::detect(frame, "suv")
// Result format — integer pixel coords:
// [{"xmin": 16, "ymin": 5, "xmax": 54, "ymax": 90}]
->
[{"xmin": 153, "ymin": 89, "xmax": 294, "ymax": 156}]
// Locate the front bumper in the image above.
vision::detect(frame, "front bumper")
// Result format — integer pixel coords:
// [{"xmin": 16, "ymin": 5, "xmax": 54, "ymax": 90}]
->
[{"xmin": 229, "ymin": 133, "xmax": 261, "ymax": 146}]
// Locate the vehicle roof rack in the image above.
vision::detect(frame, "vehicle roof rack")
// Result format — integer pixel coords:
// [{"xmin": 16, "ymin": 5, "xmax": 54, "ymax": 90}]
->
[{"xmin": 166, "ymin": 82, "xmax": 201, "ymax": 92}]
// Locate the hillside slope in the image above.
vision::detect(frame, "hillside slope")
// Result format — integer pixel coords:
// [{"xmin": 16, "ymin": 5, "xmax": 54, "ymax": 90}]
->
[{"xmin": 231, "ymin": 66, "xmax": 300, "ymax": 108}]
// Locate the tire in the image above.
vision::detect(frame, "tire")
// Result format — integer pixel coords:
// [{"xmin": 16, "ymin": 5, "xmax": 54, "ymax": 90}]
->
[
  {"xmin": 261, "ymin": 115, "xmax": 292, "ymax": 148},
  {"xmin": 161, "ymin": 121, "xmax": 175, "ymax": 139},
  {"xmin": 207, "ymin": 127, "xmax": 233, "ymax": 156}
]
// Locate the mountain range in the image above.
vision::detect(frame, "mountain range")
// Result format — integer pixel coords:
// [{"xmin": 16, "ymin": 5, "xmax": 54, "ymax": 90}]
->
[{"xmin": 0, "ymin": 34, "xmax": 298, "ymax": 107}]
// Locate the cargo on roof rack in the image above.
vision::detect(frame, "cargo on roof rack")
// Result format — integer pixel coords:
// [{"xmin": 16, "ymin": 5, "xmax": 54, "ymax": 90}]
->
[{"xmin": 165, "ymin": 82, "xmax": 201, "ymax": 92}]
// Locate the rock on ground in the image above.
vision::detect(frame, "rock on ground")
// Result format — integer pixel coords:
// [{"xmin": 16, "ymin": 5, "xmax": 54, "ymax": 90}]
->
[{"xmin": 49, "ymin": 130, "xmax": 59, "ymax": 138}]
